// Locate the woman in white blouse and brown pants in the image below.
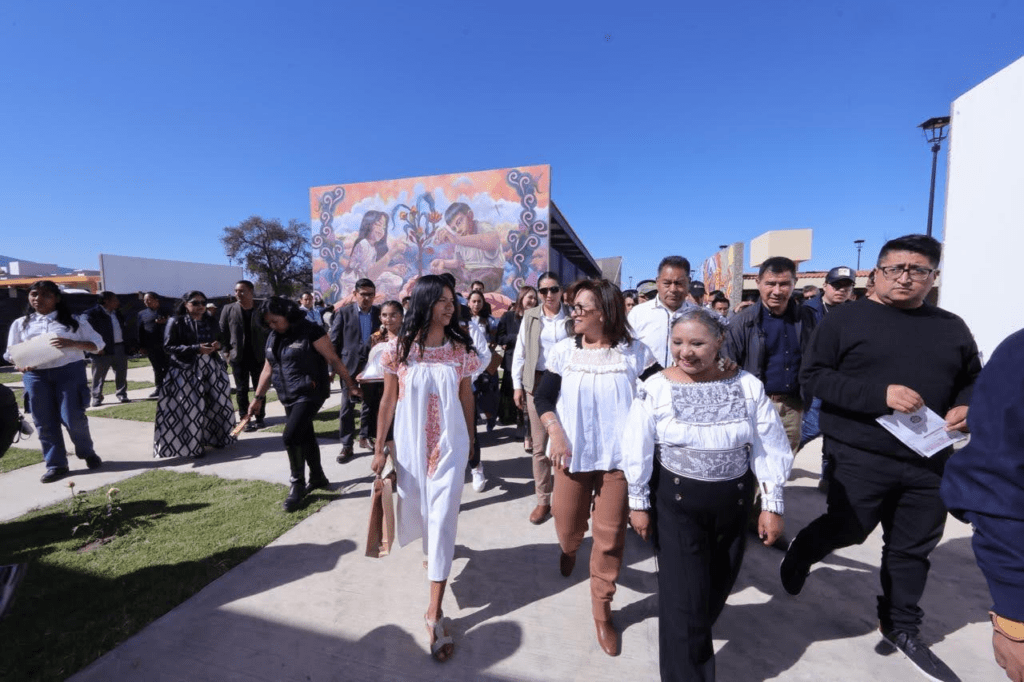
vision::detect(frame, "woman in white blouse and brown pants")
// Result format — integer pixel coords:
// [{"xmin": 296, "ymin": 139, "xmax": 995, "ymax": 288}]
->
[
  {"xmin": 534, "ymin": 279, "xmax": 659, "ymax": 657},
  {"xmin": 512, "ymin": 271, "xmax": 570, "ymax": 525}
]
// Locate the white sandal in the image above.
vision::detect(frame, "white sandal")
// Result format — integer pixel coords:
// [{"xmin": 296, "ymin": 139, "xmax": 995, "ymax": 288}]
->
[{"xmin": 424, "ymin": 614, "xmax": 454, "ymax": 661}]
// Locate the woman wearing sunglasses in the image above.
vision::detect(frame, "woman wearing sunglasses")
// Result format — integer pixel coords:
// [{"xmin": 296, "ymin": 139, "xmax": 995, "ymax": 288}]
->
[
  {"xmin": 154, "ymin": 291, "xmax": 237, "ymax": 459},
  {"xmin": 511, "ymin": 271, "xmax": 570, "ymax": 525}
]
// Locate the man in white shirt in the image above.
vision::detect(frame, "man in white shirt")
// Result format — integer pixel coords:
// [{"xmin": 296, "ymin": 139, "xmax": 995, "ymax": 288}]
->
[{"xmin": 627, "ymin": 256, "xmax": 696, "ymax": 367}]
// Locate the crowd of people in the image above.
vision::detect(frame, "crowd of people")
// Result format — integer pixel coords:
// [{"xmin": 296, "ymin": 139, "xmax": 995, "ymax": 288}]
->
[{"xmin": 2, "ymin": 232, "xmax": 1022, "ymax": 682}]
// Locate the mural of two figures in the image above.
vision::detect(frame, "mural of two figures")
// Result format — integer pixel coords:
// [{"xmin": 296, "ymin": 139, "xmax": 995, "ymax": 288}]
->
[{"xmin": 310, "ymin": 165, "xmax": 551, "ymax": 315}]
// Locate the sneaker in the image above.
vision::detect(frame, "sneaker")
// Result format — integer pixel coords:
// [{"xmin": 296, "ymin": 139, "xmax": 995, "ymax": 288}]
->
[
  {"xmin": 471, "ymin": 464, "xmax": 486, "ymax": 492},
  {"xmin": 0, "ymin": 563, "xmax": 27, "ymax": 621},
  {"xmin": 880, "ymin": 628, "xmax": 961, "ymax": 682},
  {"xmin": 84, "ymin": 454, "xmax": 102, "ymax": 470},
  {"xmin": 40, "ymin": 467, "xmax": 70, "ymax": 483},
  {"xmin": 780, "ymin": 549, "xmax": 810, "ymax": 596}
]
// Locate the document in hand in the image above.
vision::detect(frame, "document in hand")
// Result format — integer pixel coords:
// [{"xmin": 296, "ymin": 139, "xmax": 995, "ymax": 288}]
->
[
  {"xmin": 876, "ymin": 406, "xmax": 966, "ymax": 458},
  {"xmin": 7, "ymin": 333, "xmax": 64, "ymax": 369}
]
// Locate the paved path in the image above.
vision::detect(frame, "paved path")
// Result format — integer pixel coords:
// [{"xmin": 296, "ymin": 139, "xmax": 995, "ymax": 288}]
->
[{"xmin": 0, "ymin": 366, "xmax": 1005, "ymax": 681}]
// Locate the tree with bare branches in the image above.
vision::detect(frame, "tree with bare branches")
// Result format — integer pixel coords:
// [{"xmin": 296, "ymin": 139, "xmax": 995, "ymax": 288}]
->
[{"xmin": 221, "ymin": 216, "xmax": 312, "ymax": 296}]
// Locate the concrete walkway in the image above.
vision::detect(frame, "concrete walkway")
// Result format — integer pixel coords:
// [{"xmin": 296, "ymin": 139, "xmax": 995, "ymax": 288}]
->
[{"xmin": 0, "ymin": 366, "xmax": 1005, "ymax": 681}]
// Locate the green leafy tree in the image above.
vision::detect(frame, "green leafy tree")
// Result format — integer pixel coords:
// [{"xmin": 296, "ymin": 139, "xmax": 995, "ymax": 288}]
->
[{"xmin": 221, "ymin": 216, "xmax": 312, "ymax": 296}]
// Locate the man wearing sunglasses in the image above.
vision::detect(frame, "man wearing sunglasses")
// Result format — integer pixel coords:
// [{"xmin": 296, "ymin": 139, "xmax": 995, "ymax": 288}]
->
[{"xmin": 783, "ymin": 234, "xmax": 980, "ymax": 682}]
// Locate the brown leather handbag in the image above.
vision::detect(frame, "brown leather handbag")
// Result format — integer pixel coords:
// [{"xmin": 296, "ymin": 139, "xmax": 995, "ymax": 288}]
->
[{"xmin": 365, "ymin": 471, "xmax": 397, "ymax": 558}]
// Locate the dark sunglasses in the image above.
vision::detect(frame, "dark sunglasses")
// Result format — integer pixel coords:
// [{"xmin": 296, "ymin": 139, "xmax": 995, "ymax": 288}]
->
[
  {"xmin": 538, "ymin": 286, "xmax": 561, "ymax": 296},
  {"xmin": 188, "ymin": 300, "xmax": 207, "ymax": 306}
]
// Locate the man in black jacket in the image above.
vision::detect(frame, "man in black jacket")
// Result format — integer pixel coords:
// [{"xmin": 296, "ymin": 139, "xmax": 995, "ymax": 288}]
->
[
  {"xmin": 723, "ymin": 257, "xmax": 813, "ymax": 452},
  {"xmin": 220, "ymin": 280, "xmax": 267, "ymax": 431},
  {"xmin": 136, "ymin": 292, "xmax": 169, "ymax": 398},
  {"xmin": 329, "ymin": 278, "xmax": 380, "ymax": 462},
  {"xmin": 782, "ymin": 235, "xmax": 979, "ymax": 682},
  {"xmin": 84, "ymin": 291, "xmax": 131, "ymax": 406}
]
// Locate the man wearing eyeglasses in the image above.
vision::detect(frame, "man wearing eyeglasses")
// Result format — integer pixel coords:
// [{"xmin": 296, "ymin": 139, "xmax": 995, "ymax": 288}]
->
[{"xmin": 782, "ymin": 234, "xmax": 980, "ymax": 682}]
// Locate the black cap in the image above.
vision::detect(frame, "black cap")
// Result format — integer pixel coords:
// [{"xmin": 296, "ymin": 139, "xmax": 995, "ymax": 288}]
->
[
  {"xmin": 825, "ymin": 266, "xmax": 856, "ymax": 286},
  {"xmin": 690, "ymin": 280, "xmax": 706, "ymax": 295}
]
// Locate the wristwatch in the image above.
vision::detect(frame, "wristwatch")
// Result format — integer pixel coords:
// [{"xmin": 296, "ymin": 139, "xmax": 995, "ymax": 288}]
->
[{"xmin": 991, "ymin": 612, "xmax": 1024, "ymax": 642}]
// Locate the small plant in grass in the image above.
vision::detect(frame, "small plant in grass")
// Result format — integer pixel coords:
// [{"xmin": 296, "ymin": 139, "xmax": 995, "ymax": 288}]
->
[{"xmin": 65, "ymin": 482, "xmax": 135, "ymax": 545}]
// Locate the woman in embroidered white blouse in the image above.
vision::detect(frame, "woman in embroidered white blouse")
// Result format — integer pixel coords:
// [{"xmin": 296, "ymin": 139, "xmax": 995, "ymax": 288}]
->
[
  {"xmin": 533, "ymin": 278, "xmax": 658, "ymax": 657},
  {"xmin": 622, "ymin": 307, "xmax": 793, "ymax": 681}
]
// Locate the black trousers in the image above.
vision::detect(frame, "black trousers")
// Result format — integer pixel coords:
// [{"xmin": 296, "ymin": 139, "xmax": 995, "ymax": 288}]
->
[
  {"xmin": 786, "ymin": 438, "xmax": 948, "ymax": 635},
  {"xmin": 231, "ymin": 356, "xmax": 264, "ymax": 421},
  {"xmin": 282, "ymin": 398, "xmax": 326, "ymax": 484},
  {"xmin": 359, "ymin": 382, "xmax": 393, "ymax": 443},
  {"xmin": 146, "ymin": 346, "xmax": 170, "ymax": 392},
  {"xmin": 655, "ymin": 464, "xmax": 752, "ymax": 682},
  {"xmin": 338, "ymin": 387, "xmax": 368, "ymax": 447}
]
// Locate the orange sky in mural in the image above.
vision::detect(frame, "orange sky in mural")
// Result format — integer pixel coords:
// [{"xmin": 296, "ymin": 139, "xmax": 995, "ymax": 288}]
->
[{"xmin": 309, "ymin": 164, "xmax": 550, "ymax": 219}]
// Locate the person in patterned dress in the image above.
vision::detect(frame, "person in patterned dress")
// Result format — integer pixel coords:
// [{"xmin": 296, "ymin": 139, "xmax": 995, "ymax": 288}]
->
[
  {"xmin": 371, "ymin": 275, "xmax": 480, "ymax": 663},
  {"xmin": 154, "ymin": 291, "xmax": 236, "ymax": 459}
]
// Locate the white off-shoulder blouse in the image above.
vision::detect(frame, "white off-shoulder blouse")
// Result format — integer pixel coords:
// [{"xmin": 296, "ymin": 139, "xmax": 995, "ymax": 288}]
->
[{"xmin": 621, "ymin": 370, "xmax": 794, "ymax": 514}]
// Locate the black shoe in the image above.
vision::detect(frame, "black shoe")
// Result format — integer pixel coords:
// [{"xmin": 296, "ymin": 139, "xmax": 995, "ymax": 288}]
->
[
  {"xmin": 40, "ymin": 467, "xmax": 70, "ymax": 483},
  {"xmin": 244, "ymin": 421, "xmax": 259, "ymax": 433},
  {"xmin": 780, "ymin": 548, "xmax": 810, "ymax": 595},
  {"xmin": 148, "ymin": 390, "xmax": 161, "ymax": 399},
  {"xmin": 84, "ymin": 454, "xmax": 102, "ymax": 470},
  {"xmin": 880, "ymin": 628, "xmax": 961, "ymax": 682},
  {"xmin": 305, "ymin": 474, "xmax": 330, "ymax": 494},
  {"xmin": 118, "ymin": 397, "xmax": 130, "ymax": 404},
  {"xmin": 336, "ymin": 445, "xmax": 354, "ymax": 464},
  {"xmin": 91, "ymin": 400, "xmax": 103, "ymax": 408},
  {"xmin": 282, "ymin": 482, "xmax": 306, "ymax": 512},
  {"xmin": 193, "ymin": 451, "xmax": 206, "ymax": 459},
  {"xmin": 254, "ymin": 419, "xmax": 266, "ymax": 430}
]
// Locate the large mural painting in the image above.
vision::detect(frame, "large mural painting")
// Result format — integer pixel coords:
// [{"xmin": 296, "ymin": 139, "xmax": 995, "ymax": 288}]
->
[{"xmin": 311, "ymin": 165, "xmax": 550, "ymax": 312}]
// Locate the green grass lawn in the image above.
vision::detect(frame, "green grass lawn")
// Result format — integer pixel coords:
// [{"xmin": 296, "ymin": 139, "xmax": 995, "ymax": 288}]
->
[
  {"xmin": 1, "ymin": 370, "xmax": 23, "ymax": 384},
  {"xmin": 0, "ymin": 447, "xmax": 43, "ymax": 473},
  {"xmin": 0, "ymin": 469, "xmax": 340, "ymax": 681},
  {"xmin": 127, "ymin": 357, "xmax": 150, "ymax": 369},
  {"xmin": 264, "ymin": 406, "xmax": 341, "ymax": 438}
]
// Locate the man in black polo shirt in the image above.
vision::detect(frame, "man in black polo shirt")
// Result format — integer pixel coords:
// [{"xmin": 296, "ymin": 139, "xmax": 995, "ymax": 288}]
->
[{"xmin": 781, "ymin": 234, "xmax": 979, "ymax": 682}]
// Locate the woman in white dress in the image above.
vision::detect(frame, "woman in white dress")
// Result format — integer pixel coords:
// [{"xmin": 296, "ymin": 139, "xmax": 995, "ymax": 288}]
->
[
  {"xmin": 533, "ymin": 278, "xmax": 659, "ymax": 657},
  {"xmin": 622, "ymin": 307, "xmax": 793, "ymax": 682},
  {"xmin": 371, "ymin": 275, "xmax": 480, "ymax": 663}
]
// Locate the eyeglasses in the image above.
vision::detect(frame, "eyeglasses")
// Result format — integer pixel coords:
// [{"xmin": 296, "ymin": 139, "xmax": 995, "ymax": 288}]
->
[
  {"xmin": 571, "ymin": 304, "xmax": 595, "ymax": 316},
  {"xmin": 538, "ymin": 286, "xmax": 561, "ymax": 296},
  {"xmin": 188, "ymin": 300, "xmax": 207, "ymax": 306},
  {"xmin": 878, "ymin": 265, "xmax": 935, "ymax": 282}
]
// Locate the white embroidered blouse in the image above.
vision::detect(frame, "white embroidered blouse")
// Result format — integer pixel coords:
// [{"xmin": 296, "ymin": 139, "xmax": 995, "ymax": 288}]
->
[
  {"xmin": 621, "ymin": 370, "xmax": 793, "ymax": 514},
  {"xmin": 545, "ymin": 337, "xmax": 656, "ymax": 474}
]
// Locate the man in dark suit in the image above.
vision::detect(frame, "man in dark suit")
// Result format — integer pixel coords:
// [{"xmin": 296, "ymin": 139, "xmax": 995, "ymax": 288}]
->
[
  {"xmin": 136, "ymin": 292, "xmax": 169, "ymax": 398},
  {"xmin": 329, "ymin": 277, "xmax": 380, "ymax": 462},
  {"xmin": 84, "ymin": 291, "xmax": 131, "ymax": 406},
  {"xmin": 220, "ymin": 280, "xmax": 267, "ymax": 431}
]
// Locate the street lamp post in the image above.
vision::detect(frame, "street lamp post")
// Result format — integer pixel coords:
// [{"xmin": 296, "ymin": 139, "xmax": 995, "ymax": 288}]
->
[
  {"xmin": 854, "ymin": 239, "xmax": 865, "ymax": 270},
  {"xmin": 918, "ymin": 116, "xmax": 951, "ymax": 238}
]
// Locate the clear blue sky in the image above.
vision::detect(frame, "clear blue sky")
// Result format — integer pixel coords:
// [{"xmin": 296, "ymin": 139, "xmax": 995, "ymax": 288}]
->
[{"xmin": 1, "ymin": 0, "xmax": 1021, "ymax": 287}]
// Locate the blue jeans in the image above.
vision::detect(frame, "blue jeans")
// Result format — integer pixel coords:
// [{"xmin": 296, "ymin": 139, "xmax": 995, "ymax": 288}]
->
[{"xmin": 22, "ymin": 361, "xmax": 96, "ymax": 470}]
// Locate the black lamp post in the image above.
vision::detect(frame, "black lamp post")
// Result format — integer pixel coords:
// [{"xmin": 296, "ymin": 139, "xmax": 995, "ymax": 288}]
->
[
  {"xmin": 918, "ymin": 116, "xmax": 951, "ymax": 238},
  {"xmin": 854, "ymin": 239, "xmax": 865, "ymax": 270}
]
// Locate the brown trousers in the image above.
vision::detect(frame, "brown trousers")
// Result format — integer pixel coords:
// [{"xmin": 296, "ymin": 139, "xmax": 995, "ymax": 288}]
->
[
  {"xmin": 525, "ymin": 387, "xmax": 553, "ymax": 505},
  {"xmin": 552, "ymin": 467, "xmax": 628, "ymax": 621},
  {"xmin": 769, "ymin": 394, "xmax": 802, "ymax": 454}
]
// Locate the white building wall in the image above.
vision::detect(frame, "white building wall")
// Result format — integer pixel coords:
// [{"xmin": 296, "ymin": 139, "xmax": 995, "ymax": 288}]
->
[
  {"xmin": 99, "ymin": 254, "xmax": 243, "ymax": 299},
  {"xmin": 940, "ymin": 56, "xmax": 1024, "ymax": 361}
]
